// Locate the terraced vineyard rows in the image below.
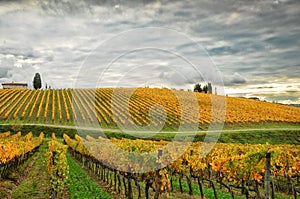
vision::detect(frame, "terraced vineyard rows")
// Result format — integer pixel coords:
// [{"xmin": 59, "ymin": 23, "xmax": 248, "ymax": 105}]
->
[{"xmin": 0, "ymin": 88, "xmax": 299, "ymax": 130}]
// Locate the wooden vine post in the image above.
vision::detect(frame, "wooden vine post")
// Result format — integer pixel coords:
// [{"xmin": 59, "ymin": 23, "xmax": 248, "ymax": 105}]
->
[
  {"xmin": 127, "ymin": 166, "xmax": 133, "ymax": 199},
  {"xmin": 154, "ymin": 149, "xmax": 163, "ymax": 199},
  {"xmin": 187, "ymin": 150, "xmax": 193, "ymax": 195},
  {"xmin": 51, "ymin": 151, "xmax": 57, "ymax": 199},
  {"xmin": 264, "ymin": 153, "xmax": 271, "ymax": 199}
]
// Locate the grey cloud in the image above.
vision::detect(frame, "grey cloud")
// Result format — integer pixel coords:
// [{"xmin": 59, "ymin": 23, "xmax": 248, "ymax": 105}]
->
[
  {"xmin": 257, "ymin": 86, "xmax": 274, "ymax": 89},
  {"xmin": 209, "ymin": 46, "xmax": 239, "ymax": 56},
  {"xmin": 231, "ymin": 73, "xmax": 246, "ymax": 84},
  {"xmin": 39, "ymin": 0, "xmax": 92, "ymax": 15},
  {"xmin": 0, "ymin": 47, "xmax": 39, "ymax": 60},
  {"xmin": 224, "ymin": 72, "xmax": 247, "ymax": 86},
  {"xmin": 265, "ymin": 95, "xmax": 298, "ymax": 102},
  {"xmin": 0, "ymin": 0, "xmax": 299, "ymax": 102},
  {"xmin": 0, "ymin": 67, "xmax": 11, "ymax": 78},
  {"xmin": 264, "ymin": 33, "xmax": 300, "ymax": 48},
  {"xmin": 285, "ymin": 90, "xmax": 298, "ymax": 93}
]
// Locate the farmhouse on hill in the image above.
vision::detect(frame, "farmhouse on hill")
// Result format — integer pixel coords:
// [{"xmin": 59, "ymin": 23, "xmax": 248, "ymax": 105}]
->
[{"xmin": 1, "ymin": 82, "xmax": 28, "ymax": 89}]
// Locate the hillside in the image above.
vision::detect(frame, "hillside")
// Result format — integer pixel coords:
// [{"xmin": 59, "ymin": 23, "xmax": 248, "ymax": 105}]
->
[{"xmin": 0, "ymin": 88, "xmax": 299, "ymax": 130}]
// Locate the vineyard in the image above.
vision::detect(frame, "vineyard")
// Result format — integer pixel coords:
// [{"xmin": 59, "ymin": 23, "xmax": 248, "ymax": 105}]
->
[
  {"xmin": 0, "ymin": 131, "xmax": 44, "ymax": 178},
  {"xmin": 0, "ymin": 131, "xmax": 111, "ymax": 199},
  {"xmin": 0, "ymin": 130, "xmax": 299, "ymax": 198},
  {"xmin": 63, "ymin": 133, "xmax": 300, "ymax": 199},
  {"xmin": 0, "ymin": 88, "xmax": 300, "ymax": 198},
  {"xmin": 0, "ymin": 88, "xmax": 299, "ymax": 130}
]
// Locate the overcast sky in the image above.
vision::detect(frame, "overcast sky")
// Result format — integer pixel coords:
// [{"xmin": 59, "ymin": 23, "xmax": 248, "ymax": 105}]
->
[{"xmin": 0, "ymin": 0, "xmax": 299, "ymax": 104}]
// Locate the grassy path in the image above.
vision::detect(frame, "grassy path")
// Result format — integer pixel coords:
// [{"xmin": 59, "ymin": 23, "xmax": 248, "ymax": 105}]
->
[
  {"xmin": 1, "ymin": 139, "xmax": 112, "ymax": 199},
  {"xmin": 67, "ymin": 154, "xmax": 111, "ymax": 199},
  {"xmin": 10, "ymin": 142, "xmax": 50, "ymax": 199}
]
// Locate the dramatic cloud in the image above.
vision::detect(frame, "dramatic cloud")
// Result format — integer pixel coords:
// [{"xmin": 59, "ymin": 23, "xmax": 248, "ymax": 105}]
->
[
  {"xmin": 0, "ymin": 0, "xmax": 299, "ymax": 104},
  {"xmin": 0, "ymin": 67, "xmax": 10, "ymax": 78},
  {"xmin": 223, "ymin": 72, "xmax": 247, "ymax": 86}
]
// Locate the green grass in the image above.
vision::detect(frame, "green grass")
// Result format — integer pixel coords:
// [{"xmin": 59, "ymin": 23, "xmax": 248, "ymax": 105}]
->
[
  {"xmin": 103, "ymin": 129, "xmax": 300, "ymax": 144},
  {"xmin": 222, "ymin": 122, "xmax": 300, "ymax": 130},
  {"xmin": 0, "ymin": 152, "xmax": 38, "ymax": 198},
  {"xmin": 171, "ymin": 178, "xmax": 244, "ymax": 199},
  {"xmin": 67, "ymin": 154, "xmax": 111, "ymax": 199},
  {"xmin": 217, "ymin": 129, "xmax": 300, "ymax": 144},
  {"xmin": 171, "ymin": 178, "xmax": 294, "ymax": 199},
  {"xmin": 1, "ymin": 124, "xmax": 299, "ymax": 144}
]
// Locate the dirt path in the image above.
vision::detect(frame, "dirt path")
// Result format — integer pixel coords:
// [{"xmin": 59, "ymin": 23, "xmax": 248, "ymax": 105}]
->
[{"xmin": 0, "ymin": 123, "xmax": 299, "ymax": 134}]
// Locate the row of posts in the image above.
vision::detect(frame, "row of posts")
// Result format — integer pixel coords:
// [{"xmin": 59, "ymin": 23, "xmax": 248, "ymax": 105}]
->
[{"xmin": 70, "ymin": 148, "xmax": 297, "ymax": 199}]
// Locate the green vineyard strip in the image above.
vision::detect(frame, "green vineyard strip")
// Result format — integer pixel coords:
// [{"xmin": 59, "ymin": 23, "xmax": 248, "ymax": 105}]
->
[
  {"xmin": 171, "ymin": 179, "xmax": 244, "ymax": 199},
  {"xmin": 67, "ymin": 154, "xmax": 111, "ymax": 199}
]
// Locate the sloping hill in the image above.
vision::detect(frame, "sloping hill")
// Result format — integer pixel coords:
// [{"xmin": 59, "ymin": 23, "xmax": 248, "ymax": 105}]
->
[{"xmin": 0, "ymin": 88, "xmax": 299, "ymax": 130}]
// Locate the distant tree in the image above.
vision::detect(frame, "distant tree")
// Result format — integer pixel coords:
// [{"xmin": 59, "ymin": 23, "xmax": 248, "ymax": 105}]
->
[
  {"xmin": 33, "ymin": 73, "xmax": 42, "ymax": 90},
  {"xmin": 45, "ymin": 83, "xmax": 48, "ymax": 89},
  {"xmin": 193, "ymin": 83, "xmax": 202, "ymax": 92},
  {"xmin": 203, "ymin": 85, "xmax": 208, "ymax": 93},
  {"xmin": 208, "ymin": 83, "xmax": 212, "ymax": 94}
]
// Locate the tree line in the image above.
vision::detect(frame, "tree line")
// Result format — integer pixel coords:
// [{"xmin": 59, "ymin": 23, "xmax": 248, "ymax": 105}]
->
[{"xmin": 193, "ymin": 82, "xmax": 214, "ymax": 94}]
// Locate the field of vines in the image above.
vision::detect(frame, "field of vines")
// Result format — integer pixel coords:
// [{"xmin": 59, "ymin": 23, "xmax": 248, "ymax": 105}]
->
[
  {"xmin": 0, "ymin": 131, "xmax": 70, "ymax": 198},
  {"xmin": 0, "ymin": 88, "xmax": 299, "ymax": 129},
  {"xmin": 64, "ymin": 133, "xmax": 300, "ymax": 198},
  {"xmin": 0, "ymin": 131, "xmax": 44, "ymax": 178},
  {"xmin": 1, "ymin": 87, "xmax": 299, "ymax": 198},
  {"xmin": 1, "ymin": 129, "xmax": 299, "ymax": 198}
]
